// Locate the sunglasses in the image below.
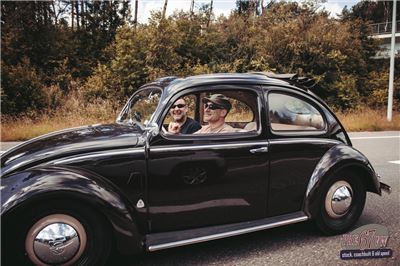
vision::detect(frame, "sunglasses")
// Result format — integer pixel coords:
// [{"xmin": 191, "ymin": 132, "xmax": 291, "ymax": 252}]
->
[
  {"xmin": 171, "ymin": 104, "xmax": 186, "ymax": 109},
  {"xmin": 204, "ymin": 102, "xmax": 224, "ymax": 110}
]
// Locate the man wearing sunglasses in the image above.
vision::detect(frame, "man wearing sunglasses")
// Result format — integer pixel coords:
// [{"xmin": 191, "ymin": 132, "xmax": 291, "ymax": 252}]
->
[
  {"xmin": 195, "ymin": 94, "xmax": 235, "ymax": 134},
  {"xmin": 168, "ymin": 98, "xmax": 201, "ymax": 134}
]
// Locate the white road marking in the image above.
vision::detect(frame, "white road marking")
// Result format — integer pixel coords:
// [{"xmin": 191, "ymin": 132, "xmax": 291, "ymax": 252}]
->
[
  {"xmin": 389, "ymin": 160, "xmax": 400, "ymax": 165},
  {"xmin": 351, "ymin": 136, "xmax": 400, "ymax": 140}
]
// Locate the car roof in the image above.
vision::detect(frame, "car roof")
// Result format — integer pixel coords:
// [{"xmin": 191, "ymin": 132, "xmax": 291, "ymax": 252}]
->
[{"xmin": 144, "ymin": 72, "xmax": 316, "ymax": 96}]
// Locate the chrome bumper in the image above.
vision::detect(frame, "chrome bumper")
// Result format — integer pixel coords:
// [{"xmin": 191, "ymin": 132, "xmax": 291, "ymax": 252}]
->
[{"xmin": 379, "ymin": 182, "xmax": 391, "ymax": 194}]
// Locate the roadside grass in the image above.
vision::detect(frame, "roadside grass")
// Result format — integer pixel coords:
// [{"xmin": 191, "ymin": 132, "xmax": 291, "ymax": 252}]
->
[
  {"xmin": 1, "ymin": 89, "xmax": 120, "ymax": 141},
  {"xmin": 1, "ymin": 107, "xmax": 399, "ymax": 141},
  {"xmin": 1, "ymin": 114, "xmax": 116, "ymax": 141},
  {"xmin": 336, "ymin": 108, "xmax": 400, "ymax": 132}
]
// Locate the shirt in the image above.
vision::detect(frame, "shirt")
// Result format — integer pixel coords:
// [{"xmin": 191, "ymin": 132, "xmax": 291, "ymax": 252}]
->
[
  {"xmin": 194, "ymin": 123, "xmax": 235, "ymax": 134},
  {"xmin": 180, "ymin": 117, "xmax": 202, "ymax": 134}
]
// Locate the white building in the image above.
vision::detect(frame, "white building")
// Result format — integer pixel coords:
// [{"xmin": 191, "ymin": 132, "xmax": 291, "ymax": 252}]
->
[{"xmin": 371, "ymin": 21, "xmax": 400, "ymax": 59}]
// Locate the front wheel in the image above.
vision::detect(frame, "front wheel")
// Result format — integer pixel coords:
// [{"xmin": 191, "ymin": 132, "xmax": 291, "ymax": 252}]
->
[
  {"xmin": 4, "ymin": 200, "xmax": 112, "ymax": 265},
  {"xmin": 315, "ymin": 171, "xmax": 366, "ymax": 235}
]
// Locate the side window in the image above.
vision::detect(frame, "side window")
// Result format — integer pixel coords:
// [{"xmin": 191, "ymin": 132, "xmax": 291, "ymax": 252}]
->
[
  {"xmin": 206, "ymin": 92, "xmax": 254, "ymax": 125},
  {"xmin": 268, "ymin": 93, "xmax": 325, "ymax": 131},
  {"xmin": 162, "ymin": 89, "xmax": 259, "ymax": 135}
]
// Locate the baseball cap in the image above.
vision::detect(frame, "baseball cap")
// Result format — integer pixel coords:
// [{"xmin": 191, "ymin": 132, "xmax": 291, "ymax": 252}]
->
[{"xmin": 202, "ymin": 94, "xmax": 232, "ymax": 111}]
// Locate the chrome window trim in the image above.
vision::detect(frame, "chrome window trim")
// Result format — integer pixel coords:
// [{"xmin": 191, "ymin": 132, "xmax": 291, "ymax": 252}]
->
[
  {"xmin": 269, "ymin": 138, "xmax": 340, "ymax": 145},
  {"xmin": 150, "ymin": 141, "xmax": 269, "ymax": 153}
]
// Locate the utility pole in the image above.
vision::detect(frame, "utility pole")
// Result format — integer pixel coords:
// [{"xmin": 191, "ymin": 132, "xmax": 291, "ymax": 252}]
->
[
  {"xmin": 162, "ymin": 0, "xmax": 168, "ymax": 19},
  {"xmin": 207, "ymin": 0, "xmax": 213, "ymax": 28},
  {"xmin": 190, "ymin": 0, "xmax": 195, "ymax": 17},
  {"xmin": 387, "ymin": 0, "xmax": 397, "ymax": 122},
  {"xmin": 81, "ymin": 0, "xmax": 84, "ymax": 28},
  {"xmin": 71, "ymin": 0, "xmax": 74, "ymax": 29},
  {"xmin": 134, "ymin": 0, "xmax": 138, "ymax": 27}
]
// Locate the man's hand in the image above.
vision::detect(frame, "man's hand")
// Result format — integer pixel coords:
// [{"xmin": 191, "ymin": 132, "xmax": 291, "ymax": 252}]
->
[{"xmin": 168, "ymin": 122, "xmax": 181, "ymax": 134}]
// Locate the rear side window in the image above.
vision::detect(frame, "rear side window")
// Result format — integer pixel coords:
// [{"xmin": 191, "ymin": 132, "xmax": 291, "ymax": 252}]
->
[{"xmin": 268, "ymin": 93, "xmax": 325, "ymax": 131}]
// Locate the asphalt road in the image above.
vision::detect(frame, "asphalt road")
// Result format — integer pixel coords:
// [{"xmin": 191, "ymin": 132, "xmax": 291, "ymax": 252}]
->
[{"xmin": 1, "ymin": 131, "xmax": 399, "ymax": 266}]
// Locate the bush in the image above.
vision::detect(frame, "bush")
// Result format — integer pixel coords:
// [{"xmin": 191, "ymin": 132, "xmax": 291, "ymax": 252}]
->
[
  {"xmin": 365, "ymin": 70, "xmax": 400, "ymax": 110},
  {"xmin": 332, "ymin": 74, "xmax": 361, "ymax": 110},
  {"xmin": 1, "ymin": 58, "xmax": 45, "ymax": 114}
]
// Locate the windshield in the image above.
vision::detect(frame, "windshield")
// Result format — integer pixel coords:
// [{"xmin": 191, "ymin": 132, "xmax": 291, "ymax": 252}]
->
[{"xmin": 118, "ymin": 88, "xmax": 162, "ymax": 126}]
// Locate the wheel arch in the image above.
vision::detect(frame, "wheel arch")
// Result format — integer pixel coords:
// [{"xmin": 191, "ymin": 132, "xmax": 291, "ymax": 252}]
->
[
  {"xmin": 1, "ymin": 166, "xmax": 144, "ymax": 255},
  {"xmin": 303, "ymin": 144, "xmax": 380, "ymax": 218}
]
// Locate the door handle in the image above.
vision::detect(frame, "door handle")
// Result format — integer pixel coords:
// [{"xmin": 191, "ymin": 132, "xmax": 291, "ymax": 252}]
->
[{"xmin": 250, "ymin": 147, "xmax": 269, "ymax": 154}]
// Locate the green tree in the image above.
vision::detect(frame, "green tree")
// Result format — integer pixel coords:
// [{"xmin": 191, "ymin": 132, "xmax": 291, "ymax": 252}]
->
[
  {"xmin": 1, "ymin": 58, "xmax": 45, "ymax": 114},
  {"xmin": 1, "ymin": 0, "xmax": 131, "ymax": 114}
]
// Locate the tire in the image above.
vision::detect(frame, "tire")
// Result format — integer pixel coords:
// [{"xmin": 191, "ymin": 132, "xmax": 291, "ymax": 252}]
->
[
  {"xmin": 2, "ymin": 199, "xmax": 112, "ymax": 266},
  {"xmin": 315, "ymin": 170, "xmax": 366, "ymax": 235}
]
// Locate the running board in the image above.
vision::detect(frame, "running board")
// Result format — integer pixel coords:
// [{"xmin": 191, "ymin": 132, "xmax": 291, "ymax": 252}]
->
[{"xmin": 146, "ymin": 211, "xmax": 309, "ymax": 252}]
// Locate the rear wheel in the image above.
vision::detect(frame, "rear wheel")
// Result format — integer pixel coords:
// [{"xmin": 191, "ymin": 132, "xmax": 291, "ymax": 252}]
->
[
  {"xmin": 4, "ymin": 200, "xmax": 112, "ymax": 265},
  {"xmin": 315, "ymin": 170, "xmax": 366, "ymax": 235}
]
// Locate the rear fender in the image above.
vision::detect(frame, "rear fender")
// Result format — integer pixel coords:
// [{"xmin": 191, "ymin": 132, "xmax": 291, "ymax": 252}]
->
[
  {"xmin": 1, "ymin": 166, "xmax": 143, "ymax": 255},
  {"xmin": 303, "ymin": 144, "xmax": 381, "ymax": 218}
]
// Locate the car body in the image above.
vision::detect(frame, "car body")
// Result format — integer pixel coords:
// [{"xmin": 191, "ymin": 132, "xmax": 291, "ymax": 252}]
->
[{"xmin": 1, "ymin": 73, "xmax": 391, "ymax": 265}]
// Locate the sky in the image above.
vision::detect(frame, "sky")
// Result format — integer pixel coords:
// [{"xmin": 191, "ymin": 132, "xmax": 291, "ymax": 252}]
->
[{"xmin": 135, "ymin": 0, "xmax": 361, "ymax": 23}]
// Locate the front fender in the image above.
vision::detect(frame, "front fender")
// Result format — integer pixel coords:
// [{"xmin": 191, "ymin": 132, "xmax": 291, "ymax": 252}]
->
[
  {"xmin": 1, "ymin": 166, "xmax": 143, "ymax": 255},
  {"xmin": 303, "ymin": 144, "xmax": 381, "ymax": 218}
]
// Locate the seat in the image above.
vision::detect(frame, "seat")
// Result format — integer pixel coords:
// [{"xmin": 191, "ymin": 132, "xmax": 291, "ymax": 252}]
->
[{"xmin": 244, "ymin": 122, "xmax": 257, "ymax": 131}]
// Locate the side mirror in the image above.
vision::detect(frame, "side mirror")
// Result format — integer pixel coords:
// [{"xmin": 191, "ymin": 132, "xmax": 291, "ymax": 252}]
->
[{"xmin": 144, "ymin": 122, "xmax": 159, "ymax": 137}]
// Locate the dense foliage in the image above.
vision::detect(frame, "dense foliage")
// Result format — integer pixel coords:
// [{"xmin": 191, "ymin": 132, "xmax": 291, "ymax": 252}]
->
[
  {"xmin": 1, "ymin": 0, "xmax": 399, "ymax": 116},
  {"xmin": 1, "ymin": 0, "xmax": 130, "ymax": 113}
]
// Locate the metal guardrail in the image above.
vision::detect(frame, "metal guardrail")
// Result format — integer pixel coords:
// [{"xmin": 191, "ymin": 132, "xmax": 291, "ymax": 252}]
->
[{"xmin": 370, "ymin": 21, "xmax": 400, "ymax": 35}]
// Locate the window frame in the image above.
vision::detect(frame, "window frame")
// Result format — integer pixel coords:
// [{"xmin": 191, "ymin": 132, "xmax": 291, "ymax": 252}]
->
[
  {"xmin": 117, "ymin": 86, "xmax": 163, "ymax": 126},
  {"xmin": 157, "ymin": 85, "xmax": 264, "ymax": 141}
]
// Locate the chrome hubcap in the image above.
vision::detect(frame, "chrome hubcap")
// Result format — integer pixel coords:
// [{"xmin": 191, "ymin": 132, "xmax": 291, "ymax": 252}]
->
[
  {"xmin": 25, "ymin": 214, "xmax": 87, "ymax": 266},
  {"xmin": 325, "ymin": 181, "xmax": 353, "ymax": 218}
]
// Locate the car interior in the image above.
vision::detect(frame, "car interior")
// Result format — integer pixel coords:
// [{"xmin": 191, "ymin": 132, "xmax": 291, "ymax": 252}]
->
[{"xmin": 162, "ymin": 89, "xmax": 259, "ymax": 134}]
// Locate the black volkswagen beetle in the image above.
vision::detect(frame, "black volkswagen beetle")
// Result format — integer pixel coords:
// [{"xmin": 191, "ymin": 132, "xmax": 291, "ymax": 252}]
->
[{"xmin": 1, "ymin": 73, "xmax": 391, "ymax": 265}]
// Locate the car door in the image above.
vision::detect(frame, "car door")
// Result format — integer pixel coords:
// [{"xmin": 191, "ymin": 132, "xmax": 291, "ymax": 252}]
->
[
  {"xmin": 147, "ymin": 86, "xmax": 270, "ymax": 233},
  {"xmin": 265, "ymin": 88, "xmax": 338, "ymax": 217}
]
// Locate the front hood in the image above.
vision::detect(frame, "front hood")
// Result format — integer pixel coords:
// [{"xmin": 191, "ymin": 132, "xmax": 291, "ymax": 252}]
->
[{"xmin": 1, "ymin": 123, "xmax": 143, "ymax": 177}]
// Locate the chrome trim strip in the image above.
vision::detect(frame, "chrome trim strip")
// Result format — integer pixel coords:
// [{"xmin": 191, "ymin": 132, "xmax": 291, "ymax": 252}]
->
[
  {"xmin": 52, "ymin": 149, "xmax": 144, "ymax": 164},
  {"xmin": 2, "ymin": 149, "xmax": 144, "ymax": 176},
  {"xmin": 150, "ymin": 138, "xmax": 338, "ymax": 153},
  {"xmin": 151, "ymin": 141, "xmax": 269, "ymax": 153},
  {"xmin": 269, "ymin": 138, "xmax": 340, "ymax": 145},
  {"xmin": 147, "ymin": 214, "xmax": 308, "ymax": 252}
]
